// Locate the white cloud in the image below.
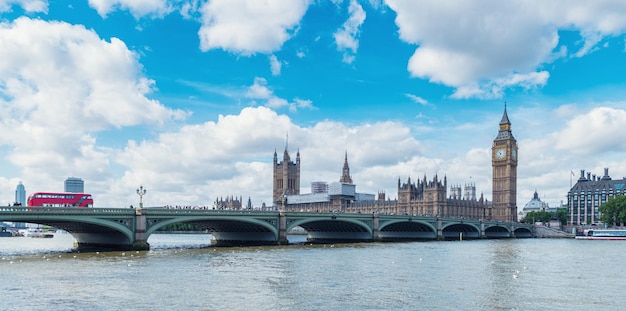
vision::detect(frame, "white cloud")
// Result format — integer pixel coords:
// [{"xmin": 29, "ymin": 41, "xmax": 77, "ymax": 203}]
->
[
  {"xmin": 0, "ymin": 0, "xmax": 47, "ymax": 13},
  {"xmin": 268, "ymin": 55, "xmax": 282, "ymax": 76},
  {"xmin": 245, "ymin": 77, "xmax": 314, "ymax": 112},
  {"xmin": 113, "ymin": 106, "xmax": 425, "ymax": 207},
  {"xmin": 552, "ymin": 106, "xmax": 626, "ymax": 155},
  {"xmin": 385, "ymin": 0, "xmax": 626, "ymax": 98},
  {"xmin": 88, "ymin": 0, "xmax": 172, "ymax": 18},
  {"xmin": 333, "ymin": 0, "xmax": 366, "ymax": 64},
  {"xmin": 198, "ymin": 0, "xmax": 310, "ymax": 54},
  {"xmin": 405, "ymin": 93, "xmax": 428, "ymax": 106},
  {"xmin": 0, "ymin": 17, "xmax": 186, "ymax": 199},
  {"xmin": 452, "ymin": 71, "xmax": 550, "ymax": 99}
]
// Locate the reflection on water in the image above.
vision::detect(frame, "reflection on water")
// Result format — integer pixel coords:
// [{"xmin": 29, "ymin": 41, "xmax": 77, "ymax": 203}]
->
[{"xmin": 2, "ymin": 236, "xmax": 626, "ymax": 310}]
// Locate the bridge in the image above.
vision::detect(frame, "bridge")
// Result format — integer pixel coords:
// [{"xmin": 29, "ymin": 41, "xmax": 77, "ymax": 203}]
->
[{"xmin": 0, "ymin": 206, "xmax": 534, "ymax": 251}]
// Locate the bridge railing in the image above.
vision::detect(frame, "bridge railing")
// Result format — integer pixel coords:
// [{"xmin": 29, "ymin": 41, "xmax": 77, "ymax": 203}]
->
[
  {"xmin": 140, "ymin": 208, "xmax": 279, "ymax": 217},
  {"xmin": 0, "ymin": 206, "xmax": 136, "ymax": 215}
]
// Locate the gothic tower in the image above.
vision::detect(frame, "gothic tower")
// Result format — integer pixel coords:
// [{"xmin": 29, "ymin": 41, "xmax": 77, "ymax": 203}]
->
[
  {"xmin": 272, "ymin": 140, "xmax": 300, "ymax": 204},
  {"xmin": 339, "ymin": 151, "xmax": 353, "ymax": 184},
  {"xmin": 492, "ymin": 104, "xmax": 518, "ymax": 222}
]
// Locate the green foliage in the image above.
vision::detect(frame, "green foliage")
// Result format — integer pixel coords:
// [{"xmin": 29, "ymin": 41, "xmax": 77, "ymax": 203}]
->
[
  {"xmin": 521, "ymin": 208, "xmax": 568, "ymax": 225},
  {"xmin": 599, "ymin": 195, "xmax": 626, "ymax": 226},
  {"xmin": 157, "ymin": 222, "xmax": 204, "ymax": 232}
]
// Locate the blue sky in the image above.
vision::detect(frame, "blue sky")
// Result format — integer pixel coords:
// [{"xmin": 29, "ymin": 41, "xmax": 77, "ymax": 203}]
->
[{"xmin": 2, "ymin": 0, "xmax": 626, "ymax": 211}]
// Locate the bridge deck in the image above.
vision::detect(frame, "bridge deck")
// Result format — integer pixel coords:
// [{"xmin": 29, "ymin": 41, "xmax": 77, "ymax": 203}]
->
[{"xmin": 0, "ymin": 207, "xmax": 534, "ymax": 251}]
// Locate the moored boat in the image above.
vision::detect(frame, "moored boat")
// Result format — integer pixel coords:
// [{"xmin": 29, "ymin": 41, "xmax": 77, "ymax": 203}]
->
[
  {"xmin": 23, "ymin": 228, "xmax": 54, "ymax": 238},
  {"xmin": 575, "ymin": 229, "xmax": 626, "ymax": 240}
]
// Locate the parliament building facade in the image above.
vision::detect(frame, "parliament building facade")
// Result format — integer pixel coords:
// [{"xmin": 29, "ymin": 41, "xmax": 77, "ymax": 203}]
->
[{"xmin": 273, "ymin": 107, "xmax": 518, "ymax": 222}]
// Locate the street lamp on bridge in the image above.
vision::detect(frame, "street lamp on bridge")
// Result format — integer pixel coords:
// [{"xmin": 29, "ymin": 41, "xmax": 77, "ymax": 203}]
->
[{"xmin": 136, "ymin": 185, "xmax": 146, "ymax": 209}]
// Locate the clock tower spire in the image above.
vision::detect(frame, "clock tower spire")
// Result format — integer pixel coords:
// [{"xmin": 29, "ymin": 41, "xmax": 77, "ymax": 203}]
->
[{"xmin": 492, "ymin": 104, "xmax": 518, "ymax": 222}]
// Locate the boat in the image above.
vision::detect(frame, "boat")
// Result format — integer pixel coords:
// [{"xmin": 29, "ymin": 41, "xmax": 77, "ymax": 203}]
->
[
  {"xmin": 23, "ymin": 228, "xmax": 54, "ymax": 238},
  {"xmin": 575, "ymin": 229, "xmax": 626, "ymax": 240},
  {"xmin": 0, "ymin": 227, "xmax": 13, "ymax": 237}
]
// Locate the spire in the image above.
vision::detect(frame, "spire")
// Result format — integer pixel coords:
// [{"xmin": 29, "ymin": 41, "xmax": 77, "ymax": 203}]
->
[
  {"xmin": 340, "ymin": 151, "xmax": 353, "ymax": 184},
  {"xmin": 283, "ymin": 133, "xmax": 290, "ymax": 161},
  {"xmin": 495, "ymin": 102, "xmax": 515, "ymax": 140},
  {"xmin": 500, "ymin": 102, "xmax": 511, "ymax": 126}
]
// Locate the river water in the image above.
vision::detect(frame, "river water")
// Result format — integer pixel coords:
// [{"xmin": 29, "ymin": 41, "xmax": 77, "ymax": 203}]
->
[{"xmin": 0, "ymin": 233, "xmax": 623, "ymax": 310}]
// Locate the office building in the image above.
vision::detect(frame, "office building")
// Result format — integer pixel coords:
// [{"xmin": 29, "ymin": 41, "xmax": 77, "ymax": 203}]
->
[
  {"xmin": 64, "ymin": 177, "xmax": 84, "ymax": 193},
  {"xmin": 15, "ymin": 181, "xmax": 26, "ymax": 206},
  {"xmin": 567, "ymin": 168, "xmax": 626, "ymax": 225}
]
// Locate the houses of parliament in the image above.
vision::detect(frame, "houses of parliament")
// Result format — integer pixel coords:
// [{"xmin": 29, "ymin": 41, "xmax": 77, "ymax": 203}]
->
[{"xmin": 272, "ymin": 106, "xmax": 518, "ymax": 222}]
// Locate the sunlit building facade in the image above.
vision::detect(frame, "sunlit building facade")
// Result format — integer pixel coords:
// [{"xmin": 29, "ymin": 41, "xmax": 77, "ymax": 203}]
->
[{"xmin": 567, "ymin": 168, "xmax": 626, "ymax": 225}]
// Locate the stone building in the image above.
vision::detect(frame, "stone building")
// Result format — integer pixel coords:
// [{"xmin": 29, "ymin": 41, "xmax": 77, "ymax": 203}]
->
[
  {"xmin": 491, "ymin": 105, "xmax": 519, "ymax": 222},
  {"xmin": 567, "ymin": 168, "xmax": 626, "ymax": 225},
  {"xmin": 272, "ymin": 142, "xmax": 300, "ymax": 205},
  {"xmin": 273, "ymin": 106, "xmax": 518, "ymax": 222},
  {"xmin": 517, "ymin": 190, "xmax": 550, "ymax": 221},
  {"xmin": 213, "ymin": 195, "xmax": 248, "ymax": 210}
]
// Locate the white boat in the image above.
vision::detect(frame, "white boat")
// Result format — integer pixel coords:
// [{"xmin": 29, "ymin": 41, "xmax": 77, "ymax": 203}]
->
[
  {"xmin": 23, "ymin": 228, "xmax": 54, "ymax": 238},
  {"xmin": 575, "ymin": 229, "xmax": 626, "ymax": 240}
]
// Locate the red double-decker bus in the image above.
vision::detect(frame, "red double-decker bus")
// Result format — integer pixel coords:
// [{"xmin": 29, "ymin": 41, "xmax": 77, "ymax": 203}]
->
[{"xmin": 27, "ymin": 192, "xmax": 94, "ymax": 207}]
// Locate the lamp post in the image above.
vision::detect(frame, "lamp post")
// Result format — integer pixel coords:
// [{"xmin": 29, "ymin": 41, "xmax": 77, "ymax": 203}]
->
[
  {"xmin": 136, "ymin": 185, "xmax": 146, "ymax": 209},
  {"xmin": 280, "ymin": 194, "xmax": 287, "ymax": 212}
]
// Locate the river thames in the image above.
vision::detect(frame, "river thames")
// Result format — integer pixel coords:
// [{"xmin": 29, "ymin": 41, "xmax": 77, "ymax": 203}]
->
[{"xmin": 1, "ymin": 233, "xmax": 624, "ymax": 310}]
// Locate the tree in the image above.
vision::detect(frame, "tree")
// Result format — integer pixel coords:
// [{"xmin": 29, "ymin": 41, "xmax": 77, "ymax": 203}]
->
[
  {"xmin": 521, "ymin": 208, "xmax": 568, "ymax": 225},
  {"xmin": 599, "ymin": 195, "xmax": 626, "ymax": 226}
]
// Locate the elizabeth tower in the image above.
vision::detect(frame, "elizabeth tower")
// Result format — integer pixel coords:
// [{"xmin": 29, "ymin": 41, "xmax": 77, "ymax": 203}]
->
[{"xmin": 492, "ymin": 105, "xmax": 518, "ymax": 222}]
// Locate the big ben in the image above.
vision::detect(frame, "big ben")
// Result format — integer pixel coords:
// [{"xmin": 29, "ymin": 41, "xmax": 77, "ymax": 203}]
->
[{"xmin": 492, "ymin": 105, "xmax": 518, "ymax": 222}]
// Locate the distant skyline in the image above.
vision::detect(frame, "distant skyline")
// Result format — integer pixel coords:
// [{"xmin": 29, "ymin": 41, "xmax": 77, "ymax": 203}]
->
[{"xmin": 2, "ymin": 1, "xmax": 626, "ymax": 210}]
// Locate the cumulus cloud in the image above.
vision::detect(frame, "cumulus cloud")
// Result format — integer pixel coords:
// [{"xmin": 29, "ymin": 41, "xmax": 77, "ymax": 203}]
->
[
  {"xmin": 88, "ymin": 0, "xmax": 172, "ymax": 18},
  {"xmin": 245, "ymin": 77, "xmax": 314, "ymax": 112},
  {"xmin": 0, "ymin": 0, "xmax": 47, "ymax": 13},
  {"xmin": 553, "ymin": 107, "xmax": 626, "ymax": 155},
  {"xmin": 113, "ymin": 106, "xmax": 427, "ymax": 206},
  {"xmin": 385, "ymin": 0, "xmax": 626, "ymax": 98},
  {"xmin": 333, "ymin": 0, "xmax": 366, "ymax": 64},
  {"xmin": 109, "ymin": 104, "xmax": 626, "ymax": 208},
  {"xmin": 0, "ymin": 17, "xmax": 186, "ymax": 196},
  {"xmin": 198, "ymin": 0, "xmax": 310, "ymax": 54}
]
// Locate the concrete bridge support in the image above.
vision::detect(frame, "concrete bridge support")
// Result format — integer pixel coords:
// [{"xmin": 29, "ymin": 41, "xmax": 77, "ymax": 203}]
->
[
  {"xmin": 436, "ymin": 217, "xmax": 443, "ymax": 240},
  {"xmin": 480, "ymin": 220, "xmax": 486, "ymax": 238},
  {"xmin": 132, "ymin": 210, "xmax": 150, "ymax": 251},
  {"xmin": 372, "ymin": 213, "xmax": 380, "ymax": 241},
  {"xmin": 278, "ymin": 212, "xmax": 289, "ymax": 245}
]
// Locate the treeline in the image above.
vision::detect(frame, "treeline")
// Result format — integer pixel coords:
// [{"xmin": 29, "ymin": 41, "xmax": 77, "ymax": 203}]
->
[
  {"xmin": 520, "ymin": 208, "xmax": 567, "ymax": 225},
  {"xmin": 599, "ymin": 195, "xmax": 626, "ymax": 226},
  {"xmin": 157, "ymin": 223, "xmax": 204, "ymax": 232}
]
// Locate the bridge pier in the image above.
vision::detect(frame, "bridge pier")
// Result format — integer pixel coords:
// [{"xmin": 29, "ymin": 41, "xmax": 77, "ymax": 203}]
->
[
  {"xmin": 278, "ymin": 212, "xmax": 289, "ymax": 245},
  {"xmin": 436, "ymin": 217, "xmax": 443, "ymax": 240},
  {"xmin": 372, "ymin": 213, "xmax": 381, "ymax": 242},
  {"xmin": 133, "ymin": 209, "xmax": 150, "ymax": 251},
  {"xmin": 480, "ymin": 220, "xmax": 486, "ymax": 239}
]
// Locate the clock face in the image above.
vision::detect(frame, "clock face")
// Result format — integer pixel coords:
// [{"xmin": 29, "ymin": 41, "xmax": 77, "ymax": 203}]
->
[
  {"xmin": 512, "ymin": 149, "xmax": 517, "ymax": 160},
  {"xmin": 495, "ymin": 148, "xmax": 506, "ymax": 159}
]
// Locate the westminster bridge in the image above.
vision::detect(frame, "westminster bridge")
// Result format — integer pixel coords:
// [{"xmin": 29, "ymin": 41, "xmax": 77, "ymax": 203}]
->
[{"xmin": 0, "ymin": 206, "xmax": 534, "ymax": 251}]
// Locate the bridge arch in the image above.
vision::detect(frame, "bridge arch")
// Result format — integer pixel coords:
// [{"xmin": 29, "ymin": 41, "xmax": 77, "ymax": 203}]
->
[
  {"xmin": 146, "ymin": 215, "xmax": 280, "ymax": 246},
  {"xmin": 442, "ymin": 223, "xmax": 481, "ymax": 239},
  {"xmin": 378, "ymin": 219, "xmax": 437, "ymax": 240},
  {"xmin": 287, "ymin": 216, "xmax": 373, "ymax": 242},
  {"xmin": 2, "ymin": 214, "xmax": 135, "ymax": 249},
  {"xmin": 146, "ymin": 215, "xmax": 278, "ymax": 238},
  {"xmin": 484, "ymin": 225, "xmax": 511, "ymax": 238},
  {"xmin": 513, "ymin": 227, "xmax": 533, "ymax": 238}
]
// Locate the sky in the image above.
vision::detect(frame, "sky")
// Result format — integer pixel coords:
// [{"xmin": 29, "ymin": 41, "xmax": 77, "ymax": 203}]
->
[{"xmin": 2, "ymin": 0, "xmax": 626, "ymax": 211}]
